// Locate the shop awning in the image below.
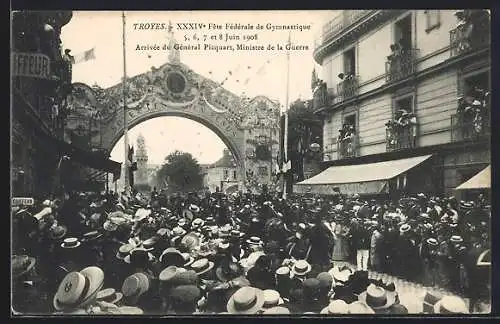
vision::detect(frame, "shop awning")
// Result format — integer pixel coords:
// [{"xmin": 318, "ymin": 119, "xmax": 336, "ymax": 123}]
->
[
  {"xmin": 455, "ymin": 165, "xmax": 491, "ymax": 190},
  {"xmin": 294, "ymin": 154, "xmax": 433, "ymax": 195},
  {"xmin": 51, "ymin": 137, "xmax": 121, "ymax": 176}
]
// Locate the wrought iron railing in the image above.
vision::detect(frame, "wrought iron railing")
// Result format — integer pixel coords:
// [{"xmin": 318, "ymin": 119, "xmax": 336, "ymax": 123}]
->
[
  {"xmin": 312, "ymin": 86, "xmax": 332, "ymax": 111},
  {"xmin": 319, "ymin": 10, "xmax": 373, "ymax": 48},
  {"xmin": 451, "ymin": 113, "xmax": 490, "ymax": 142},
  {"xmin": 322, "ymin": 141, "xmax": 337, "ymax": 161},
  {"xmin": 450, "ymin": 18, "xmax": 490, "ymax": 57},
  {"xmin": 386, "ymin": 126, "xmax": 415, "ymax": 152},
  {"xmin": 385, "ymin": 48, "xmax": 419, "ymax": 83},
  {"xmin": 336, "ymin": 75, "xmax": 359, "ymax": 103},
  {"xmin": 337, "ymin": 134, "xmax": 358, "ymax": 159}
]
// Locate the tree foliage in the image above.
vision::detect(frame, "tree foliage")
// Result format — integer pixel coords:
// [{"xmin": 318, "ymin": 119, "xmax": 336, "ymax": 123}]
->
[
  {"xmin": 156, "ymin": 151, "xmax": 203, "ymax": 192},
  {"xmin": 286, "ymin": 99, "xmax": 323, "ymax": 182}
]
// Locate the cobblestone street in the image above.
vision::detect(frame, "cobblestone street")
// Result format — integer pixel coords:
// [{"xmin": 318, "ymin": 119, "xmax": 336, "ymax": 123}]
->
[{"xmin": 335, "ymin": 261, "xmax": 491, "ymax": 314}]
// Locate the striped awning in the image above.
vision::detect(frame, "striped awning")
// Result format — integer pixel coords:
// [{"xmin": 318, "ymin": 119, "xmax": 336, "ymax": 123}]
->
[{"xmin": 86, "ymin": 168, "xmax": 107, "ymax": 183}]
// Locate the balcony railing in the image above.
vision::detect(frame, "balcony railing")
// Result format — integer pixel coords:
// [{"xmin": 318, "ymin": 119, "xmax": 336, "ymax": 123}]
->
[
  {"xmin": 450, "ymin": 14, "xmax": 490, "ymax": 57},
  {"xmin": 451, "ymin": 113, "xmax": 490, "ymax": 142},
  {"xmin": 312, "ymin": 85, "xmax": 332, "ymax": 111},
  {"xmin": 385, "ymin": 48, "xmax": 419, "ymax": 83},
  {"xmin": 322, "ymin": 141, "xmax": 337, "ymax": 161},
  {"xmin": 386, "ymin": 126, "xmax": 415, "ymax": 152},
  {"xmin": 335, "ymin": 75, "xmax": 359, "ymax": 103},
  {"xmin": 320, "ymin": 10, "xmax": 373, "ymax": 47},
  {"xmin": 337, "ymin": 135, "xmax": 358, "ymax": 159}
]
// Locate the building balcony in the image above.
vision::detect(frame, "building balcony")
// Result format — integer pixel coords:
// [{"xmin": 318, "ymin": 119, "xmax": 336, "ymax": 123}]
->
[
  {"xmin": 321, "ymin": 10, "xmax": 372, "ymax": 44},
  {"xmin": 385, "ymin": 48, "xmax": 419, "ymax": 83},
  {"xmin": 337, "ymin": 134, "xmax": 358, "ymax": 159},
  {"xmin": 386, "ymin": 126, "xmax": 415, "ymax": 152},
  {"xmin": 451, "ymin": 113, "xmax": 490, "ymax": 142},
  {"xmin": 312, "ymin": 85, "xmax": 333, "ymax": 111},
  {"xmin": 450, "ymin": 13, "xmax": 490, "ymax": 58},
  {"xmin": 322, "ymin": 142, "xmax": 337, "ymax": 161},
  {"xmin": 335, "ymin": 75, "xmax": 359, "ymax": 104}
]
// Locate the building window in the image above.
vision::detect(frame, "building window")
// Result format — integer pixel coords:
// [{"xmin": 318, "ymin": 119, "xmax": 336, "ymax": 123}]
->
[
  {"xmin": 223, "ymin": 169, "xmax": 229, "ymax": 180},
  {"xmin": 343, "ymin": 47, "xmax": 356, "ymax": 75},
  {"xmin": 327, "ymin": 114, "xmax": 332, "ymax": 124},
  {"xmin": 394, "ymin": 14, "xmax": 412, "ymax": 51},
  {"xmin": 462, "ymin": 71, "xmax": 490, "ymax": 97},
  {"xmin": 233, "ymin": 170, "xmax": 237, "ymax": 180},
  {"xmin": 425, "ymin": 10, "xmax": 441, "ymax": 33},
  {"xmin": 394, "ymin": 95, "xmax": 414, "ymax": 115},
  {"xmin": 258, "ymin": 166, "xmax": 268, "ymax": 177},
  {"xmin": 343, "ymin": 114, "xmax": 356, "ymax": 133}
]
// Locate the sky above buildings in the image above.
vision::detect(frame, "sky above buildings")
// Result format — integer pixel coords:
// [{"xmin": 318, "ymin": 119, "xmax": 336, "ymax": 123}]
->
[{"xmin": 60, "ymin": 11, "xmax": 332, "ymax": 165}]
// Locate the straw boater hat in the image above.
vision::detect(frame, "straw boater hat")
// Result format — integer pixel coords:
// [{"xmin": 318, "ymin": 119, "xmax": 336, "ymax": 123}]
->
[
  {"xmin": 159, "ymin": 266, "xmax": 187, "ymax": 283},
  {"xmin": 450, "ymin": 235, "xmax": 464, "ymax": 244},
  {"xmin": 291, "ymin": 260, "xmax": 312, "ymax": 277},
  {"xmin": 358, "ymin": 284, "xmax": 396, "ymax": 310},
  {"xmin": 82, "ymin": 231, "xmax": 103, "ymax": 242},
  {"xmin": 96, "ymin": 288, "xmax": 123, "ymax": 305},
  {"xmin": 399, "ymin": 224, "xmax": 411, "ymax": 234},
  {"xmin": 246, "ymin": 236, "xmax": 264, "ymax": 246},
  {"xmin": 459, "ymin": 201, "xmax": 474, "ymax": 210},
  {"xmin": 180, "ymin": 232, "xmax": 201, "ymax": 251},
  {"xmin": 275, "ymin": 266, "xmax": 290, "ymax": 279},
  {"xmin": 230, "ymin": 230, "xmax": 245, "ymax": 239},
  {"xmin": 191, "ymin": 218, "xmax": 204, "ymax": 229},
  {"xmin": 348, "ymin": 301, "xmax": 375, "ymax": 314},
  {"xmin": 121, "ymin": 272, "xmax": 150, "ymax": 305},
  {"xmin": 190, "ymin": 258, "xmax": 215, "ymax": 276},
  {"xmin": 160, "ymin": 248, "xmax": 187, "ymax": 267},
  {"xmin": 426, "ymin": 238, "xmax": 439, "ymax": 247},
  {"xmin": 263, "ymin": 306, "xmax": 290, "ymax": 314},
  {"xmin": 141, "ymin": 237, "xmax": 158, "ymax": 252},
  {"xmin": 205, "ymin": 217, "xmax": 216, "ymax": 226},
  {"xmin": 117, "ymin": 306, "xmax": 144, "ymax": 315},
  {"xmin": 227, "ymin": 286, "xmax": 265, "ymax": 314},
  {"xmin": 12, "ymin": 255, "xmax": 36, "ymax": 279},
  {"xmin": 116, "ymin": 244, "xmax": 134, "ymax": 260},
  {"xmin": 261, "ymin": 289, "xmax": 284, "ymax": 309},
  {"xmin": 49, "ymin": 225, "xmax": 68, "ymax": 240},
  {"xmin": 189, "ymin": 204, "xmax": 201, "ymax": 213},
  {"xmin": 434, "ymin": 296, "xmax": 469, "ymax": 314},
  {"xmin": 61, "ymin": 237, "xmax": 81, "ymax": 249},
  {"xmin": 172, "ymin": 226, "xmax": 187, "ymax": 237},
  {"xmin": 329, "ymin": 266, "xmax": 353, "ymax": 284},
  {"xmin": 321, "ymin": 299, "xmax": 350, "ymax": 314},
  {"xmin": 53, "ymin": 266, "xmax": 105, "ymax": 311}
]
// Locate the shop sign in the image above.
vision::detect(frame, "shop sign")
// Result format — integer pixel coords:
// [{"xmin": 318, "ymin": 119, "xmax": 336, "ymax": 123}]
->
[
  {"xmin": 12, "ymin": 52, "xmax": 51, "ymax": 79},
  {"xmin": 12, "ymin": 197, "xmax": 35, "ymax": 206}
]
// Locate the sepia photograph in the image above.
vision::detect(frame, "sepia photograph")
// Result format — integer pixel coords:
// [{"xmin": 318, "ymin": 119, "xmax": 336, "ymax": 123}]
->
[{"xmin": 11, "ymin": 9, "xmax": 491, "ymax": 316}]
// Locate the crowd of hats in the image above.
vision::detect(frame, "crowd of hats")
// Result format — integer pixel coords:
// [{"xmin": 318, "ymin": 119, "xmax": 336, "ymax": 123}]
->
[{"xmin": 11, "ymin": 189, "xmax": 489, "ymax": 315}]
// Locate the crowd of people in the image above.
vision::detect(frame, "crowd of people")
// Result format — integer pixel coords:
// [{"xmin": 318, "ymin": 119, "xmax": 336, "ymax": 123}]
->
[{"xmin": 12, "ymin": 187, "xmax": 490, "ymax": 315}]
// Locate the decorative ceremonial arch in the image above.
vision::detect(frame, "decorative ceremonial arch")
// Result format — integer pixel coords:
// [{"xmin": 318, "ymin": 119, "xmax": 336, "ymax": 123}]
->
[{"xmin": 65, "ymin": 60, "xmax": 281, "ymax": 187}]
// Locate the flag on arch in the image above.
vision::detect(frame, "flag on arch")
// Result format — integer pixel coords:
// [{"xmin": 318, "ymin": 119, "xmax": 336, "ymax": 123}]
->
[{"xmin": 72, "ymin": 47, "xmax": 96, "ymax": 64}]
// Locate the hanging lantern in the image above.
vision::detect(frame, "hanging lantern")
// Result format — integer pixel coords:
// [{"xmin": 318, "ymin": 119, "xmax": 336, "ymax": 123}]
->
[{"xmin": 310, "ymin": 142, "xmax": 321, "ymax": 153}]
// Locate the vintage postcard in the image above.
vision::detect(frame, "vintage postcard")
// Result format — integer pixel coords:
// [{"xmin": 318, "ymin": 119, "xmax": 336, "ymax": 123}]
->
[{"xmin": 11, "ymin": 10, "xmax": 491, "ymax": 316}]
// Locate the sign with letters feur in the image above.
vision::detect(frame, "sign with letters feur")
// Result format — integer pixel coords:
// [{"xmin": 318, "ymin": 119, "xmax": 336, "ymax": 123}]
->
[
  {"xmin": 12, "ymin": 197, "xmax": 35, "ymax": 206},
  {"xmin": 12, "ymin": 52, "xmax": 51, "ymax": 79}
]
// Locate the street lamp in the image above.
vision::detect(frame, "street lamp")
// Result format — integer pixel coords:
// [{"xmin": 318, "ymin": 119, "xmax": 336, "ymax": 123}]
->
[{"xmin": 309, "ymin": 142, "xmax": 321, "ymax": 153}]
